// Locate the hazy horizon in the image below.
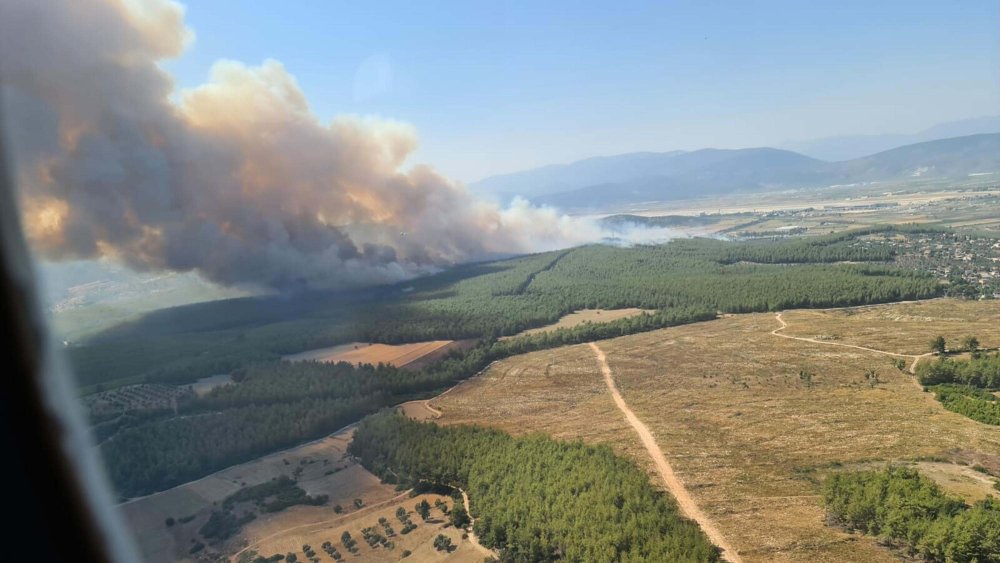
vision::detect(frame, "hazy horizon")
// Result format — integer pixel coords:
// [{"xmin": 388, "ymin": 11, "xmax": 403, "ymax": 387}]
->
[{"xmin": 164, "ymin": 1, "xmax": 1000, "ymax": 183}]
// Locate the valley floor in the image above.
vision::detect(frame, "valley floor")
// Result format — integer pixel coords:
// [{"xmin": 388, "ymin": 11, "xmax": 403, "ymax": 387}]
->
[
  {"xmin": 430, "ymin": 298, "xmax": 1000, "ymax": 562},
  {"xmin": 121, "ymin": 297, "xmax": 1000, "ymax": 562}
]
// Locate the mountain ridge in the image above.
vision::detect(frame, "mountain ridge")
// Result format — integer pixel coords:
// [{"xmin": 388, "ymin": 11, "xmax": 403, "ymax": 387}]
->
[{"xmin": 471, "ymin": 133, "xmax": 1000, "ymax": 209}]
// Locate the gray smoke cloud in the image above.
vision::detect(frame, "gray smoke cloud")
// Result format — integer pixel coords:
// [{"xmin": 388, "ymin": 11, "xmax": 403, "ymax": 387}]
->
[{"xmin": 0, "ymin": 0, "xmax": 603, "ymax": 290}]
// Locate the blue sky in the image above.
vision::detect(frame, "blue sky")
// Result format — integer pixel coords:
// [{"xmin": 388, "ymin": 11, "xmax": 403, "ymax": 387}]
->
[{"xmin": 164, "ymin": 1, "xmax": 1000, "ymax": 183}]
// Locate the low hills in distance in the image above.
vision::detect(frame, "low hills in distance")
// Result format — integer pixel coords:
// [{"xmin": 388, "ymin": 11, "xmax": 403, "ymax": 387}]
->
[
  {"xmin": 472, "ymin": 131, "xmax": 1000, "ymax": 210},
  {"xmin": 783, "ymin": 115, "xmax": 1000, "ymax": 161}
]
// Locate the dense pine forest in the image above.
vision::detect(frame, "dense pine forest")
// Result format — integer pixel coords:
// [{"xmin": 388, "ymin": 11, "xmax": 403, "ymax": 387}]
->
[
  {"xmin": 89, "ymin": 227, "xmax": 950, "ymax": 495},
  {"xmin": 101, "ymin": 307, "xmax": 710, "ymax": 495},
  {"xmin": 349, "ymin": 412, "xmax": 721, "ymax": 562},
  {"xmin": 823, "ymin": 466, "xmax": 1000, "ymax": 561},
  {"xmin": 74, "ymin": 226, "xmax": 940, "ymax": 390}
]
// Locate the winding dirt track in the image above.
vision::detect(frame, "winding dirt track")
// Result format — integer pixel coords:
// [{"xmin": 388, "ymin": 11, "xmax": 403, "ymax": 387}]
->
[
  {"xmin": 771, "ymin": 312, "xmax": 933, "ymax": 381},
  {"xmin": 459, "ymin": 489, "xmax": 501, "ymax": 559},
  {"xmin": 588, "ymin": 342, "xmax": 743, "ymax": 563}
]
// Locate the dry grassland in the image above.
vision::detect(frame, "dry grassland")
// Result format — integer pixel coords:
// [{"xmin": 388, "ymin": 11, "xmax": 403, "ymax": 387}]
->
[
  {"xmin": 778, "ymin": 299, "xmax": 1000, "ymax": 355},
  {"xmin": 433, "ymin": 298, "xmax": 1000, "ymax": 562},
  {"xmin": 244, "ymin": 492, "xmax": 479, "ymax": 563},
  {"xmin": 283, "ymin": 340, "xmax": 453, "ymax": 367},
  {"xmin": 912, "ymin": 462, "xmax": 998, "ymax": 503},
  {"xmin": 123, "ymin": 401, "xmax": 486, "ymax": 563},
  {"xmin": 121, "ymin": 429, "xmax": 399, "ymax": 563},
  {"xmin": 500, "ymin": 308, "xmax": 654, "ymax": 340}
]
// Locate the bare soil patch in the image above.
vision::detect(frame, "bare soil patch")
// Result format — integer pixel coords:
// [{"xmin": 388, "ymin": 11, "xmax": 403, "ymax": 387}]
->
[
  {"xmin": 283, "ymin": 340, "xmax": 453, "ymax": 367},
  {"xmin": 188, "ymin": 373, "xmax": 233, "ymax": 397},
  {"xmin": 500, "ymin": 308, "xmax": 654, "ymax": 340},
  {"xmin": 434, "ymin": 300, "xmax": 1000, "ymax": 562}
]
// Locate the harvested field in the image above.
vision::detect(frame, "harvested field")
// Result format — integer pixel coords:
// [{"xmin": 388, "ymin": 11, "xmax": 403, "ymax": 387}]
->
[
  {"xmin": 501, "ymin": 308, "xmax": 653, "ymax": 340},
  {"xmin": 432, "ymin": 298, "xmax": 1000, "ymax": 563},
  {"xmin": 283, "ymin": 340, "xmax": 453, "ymax": 368},
  {"xmin": 399, "ymin": 339, "xmax": 478, "ymax": 371}
]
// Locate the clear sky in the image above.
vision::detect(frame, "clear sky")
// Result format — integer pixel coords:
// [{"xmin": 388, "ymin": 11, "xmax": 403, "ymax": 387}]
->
[{"xmin": 164, "ymin": 0, "xmax": 1000, "ymax": 183}]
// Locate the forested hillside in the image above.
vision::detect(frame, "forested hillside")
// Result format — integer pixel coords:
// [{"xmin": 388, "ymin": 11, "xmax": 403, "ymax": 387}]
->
[
  {"xmin": 93, "ymin": 227, "xmax": 946, "ymax": 496},
  {"xmin": 349, "ymin": 412, "xmax": 721, "ymax": 562},
  {"xmin": 74, "ymin": 226, "xmax": 940, "ymax": 390},
  {"xmin": 101, "ymin": 307, "xmax": 710, "ymax": 496}
]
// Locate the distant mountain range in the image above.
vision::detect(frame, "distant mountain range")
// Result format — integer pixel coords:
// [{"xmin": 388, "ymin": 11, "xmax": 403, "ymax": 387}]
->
[
  {"xmin": 783, "ymin": 116, "xmax": 1000, "ymax": 162},
  {"xmin": 470, "ymin": 132, "xmax": 1000, "ymax": 210}
]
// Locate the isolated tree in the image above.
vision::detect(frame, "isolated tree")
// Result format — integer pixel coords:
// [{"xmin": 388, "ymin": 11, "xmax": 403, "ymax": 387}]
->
[
  {"xmin": 450, "ymin": 505, "xmax": 470, "ymax": 528},
  {"xmin": 433, "ymin": 534, "xmax": 454, "ymax": 552},
  {"xmin": 962, "ymin": 335, "xmax": 980, "ymax": 355},
  {"xmin": 415, "ymin": 500, "xmax": 431, "ymax": 520},
  {"xmin": 931, "ymin": 336, "xmax": 947, "ymax": 354},
  {"xmin": 864, "ymin": 368, "xmax": 880, "ymax": 388},
  {"xmin": 892, "ymin": 358, "xmax": 907, "ymax": 372}
]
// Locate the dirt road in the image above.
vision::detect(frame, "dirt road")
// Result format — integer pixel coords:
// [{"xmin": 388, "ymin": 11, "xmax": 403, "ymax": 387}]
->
[
  {"xmin": 771, "ymin": 312, "xmax": 934, "ymax": 388},
  {"xmin": 459, "ymin": 489, "xmax": 500, "ymax": 559},
  {"xmin": 588, "ymin": 342, "xmax": 742, "ymax": 563}
]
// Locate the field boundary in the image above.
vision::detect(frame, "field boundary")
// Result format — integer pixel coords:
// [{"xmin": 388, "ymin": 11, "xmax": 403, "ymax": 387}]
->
[{"xmin": 588, "ymin": 342, "xmax": 742, "ymax": 563}]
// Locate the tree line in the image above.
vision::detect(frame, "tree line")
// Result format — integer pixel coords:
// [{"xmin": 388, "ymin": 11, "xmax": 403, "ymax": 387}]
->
[
  {"xmin": 100, "ymin": 306, "xmax": 714, "ymax": 496},
  {"xmin": 73, "ymin": 229, "xmax": 942, "ymax": 390},
  {"xmin": 349, "ymin": 412, "xmax": 721, "ymax": 562},
  {"xmin": 917, "ymin": 352, "xmax": 1000, "ymax": 425}
]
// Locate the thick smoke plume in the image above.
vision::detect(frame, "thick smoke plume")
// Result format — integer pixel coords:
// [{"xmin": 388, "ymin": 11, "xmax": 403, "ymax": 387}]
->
[{"xmin": 1, "ymin": 0, "xmax": 602, "ymax": 290}]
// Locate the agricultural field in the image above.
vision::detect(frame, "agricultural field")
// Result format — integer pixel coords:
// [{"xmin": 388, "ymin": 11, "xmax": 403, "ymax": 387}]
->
[
  {"xmin": 431, "ymin": 298, "xmax": 1000, "ymax": 562},
  {"xmin": 84, "ymin": 383, "xmax": 192, "ymax": 418},
  {"xmin": 120, "ymin": 430, "xmax": 366, "ymax": 562},
  {"xmin": 500, "ymin": 308, "xmax": 654, "ymax": 339},
  {"xmin": 120, "ymin": 420, "xmax": 483, "ymax": 563},
  {"xmin": 283, "ymin": 340, "xmax": 454, "ymax": 368},
  {"xmin": 242, "ymin": 492, "xmax": 480, "ymax": 563},
  {"xmin": 612, "ymin": 180, "xmax": 1000, "ymax": 234}
]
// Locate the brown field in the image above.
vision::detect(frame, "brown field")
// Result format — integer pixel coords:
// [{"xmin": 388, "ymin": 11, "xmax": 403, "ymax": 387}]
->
[
  {"xmin": 500, "ymin": 308, "xmax": 654, "ymax": 340},
  {"xmin": 778, "ymin": 299, "xmax": 1000, "ymax": 355},
  {"xmin": 242, "ymin": 492, "xmax": 480, "ymax": 563},
  {"xmin": 120, "ymin": 430, "xmax": 386, "ymax": 562},
  {"xmin": 913, "ymin": 462, "xmax": 999, "ymax": 503},
  {"xmin": 122, "ymin": 402, "xmax": 485, "ymax": 563},
  {"xmin": 283, "ymin": 340, "xmax": 453, "ymax": 367},
  {"xmin": 431, "ymin": 298, "xmax": 1000, "ymax": 563}
]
